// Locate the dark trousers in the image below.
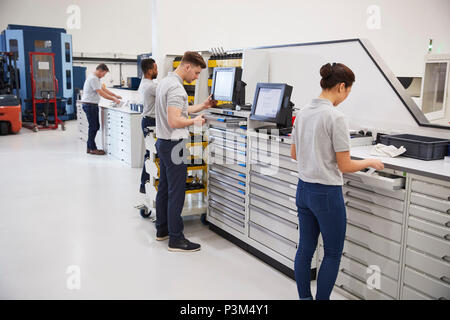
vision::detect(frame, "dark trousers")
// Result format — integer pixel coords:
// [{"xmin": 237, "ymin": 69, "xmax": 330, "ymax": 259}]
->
[
  {"xmin": 155, "ymin": 139, "xmax": 187, "ymax": 240},
  {"xmin": 294, "ymin": 178, "xmax": 347, "ymax": 300},
  {"xmin": 140, "ymin": 116, "xmax": 156, "ymax": 187},
  {"xmin": 82, "ymin": 104, "xmax": 100, "ymax": 150}
]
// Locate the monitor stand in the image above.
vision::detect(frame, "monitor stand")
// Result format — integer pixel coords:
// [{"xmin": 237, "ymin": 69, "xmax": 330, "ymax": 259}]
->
[{"xmin": 255, "ymin": 125, "xmax": 292, "ymax": 135}]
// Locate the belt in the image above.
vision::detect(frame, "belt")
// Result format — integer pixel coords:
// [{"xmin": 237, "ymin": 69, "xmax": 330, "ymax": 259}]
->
[{"xmin": 82, "ymin": 102, "xmax": 98, "ymax": 106}]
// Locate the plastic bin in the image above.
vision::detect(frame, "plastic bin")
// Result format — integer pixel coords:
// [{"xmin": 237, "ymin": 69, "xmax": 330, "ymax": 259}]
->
[{"xmin": 380, "ymin": 134, "xmax": 450, "ymax": 161}]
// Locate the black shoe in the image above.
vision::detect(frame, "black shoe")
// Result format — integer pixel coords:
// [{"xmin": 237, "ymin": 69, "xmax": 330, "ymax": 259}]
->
[
  {"xmin": 168, "ymin": 238, "xmax": 201, "ymax": 252},
  {"xmin": 156, "ymin": 229, "xmax": 169, "ymax": 241},
  {"xmin": 139, "ymin": 184, "xmax": 146, "ymax": 194}
]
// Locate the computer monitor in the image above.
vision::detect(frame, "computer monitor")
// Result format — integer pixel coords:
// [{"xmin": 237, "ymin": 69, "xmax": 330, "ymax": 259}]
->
[
  {"xmin": 211, "ymin": 67, "xmax": 245, "ymax": 107},
  {"xmin": 250, "ymin": 83, "xmax": 293, "ymax": 133}
]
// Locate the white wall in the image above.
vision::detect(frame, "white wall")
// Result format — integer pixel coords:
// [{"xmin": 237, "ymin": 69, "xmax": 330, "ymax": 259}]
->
[{"xmin": 153, "ymin": 0, "xmax": 450, "ymax": 78}]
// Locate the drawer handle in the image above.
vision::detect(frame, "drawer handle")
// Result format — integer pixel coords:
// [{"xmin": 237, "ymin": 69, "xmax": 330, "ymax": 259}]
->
[
  {"xmin": 438, "ymin": 297, "xmax": 448, "ymax": 301},
  {"xmin": 446, "ymin": 222, "xmax": 450, "ymax": 228},
  {"xmin": 440, "ymin": 276, "xmax": 450, "ymax": 285},
  {"xmin": 447, "ymin": 209, "xmax": 450, "ymax": 214},
  {"xmin": 442, "ymin": 256, "xmax": 450, "ymax": 262},
  {"xmin": 346, "ymin": 201, "xmax": 374, "ymax": 215},
  {"xmin": 444, "ymin": 234, "xmax": 450, "ymax": 241}
]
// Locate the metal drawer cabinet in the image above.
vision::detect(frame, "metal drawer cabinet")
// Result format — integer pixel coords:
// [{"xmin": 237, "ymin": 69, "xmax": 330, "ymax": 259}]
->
[
  {"xmin": 340, "ymin": 240, "xmax": 400, "ymax": 280},
  {"xmin": 345, "ymin": 197, "xmax": 403, "ymax": 224},
  {"xmin": 249, "ymin": 205, "xmax": 298, "ymax": 243},
  {"xmin": 209, "ymin": 187, "xmax": 245, "ymax": 207},
  {"xmin": 209, "ymin": 192, "xmax": 245, "ymax": 214},
  {"xmin": 407, "ymin": 228, "xmax": 450, "ymax": 262},
  {"xmin": 249, "ymin": 194, "xmax": 298, "ymax": 224},
  {"xmin": 210, "ymin": 147, "xmax": 246, "ymax": 164},
  {"xmin": 402, "ymin": 285, "xmax": 432, "ymax": 300},
  {"xmin": 318, "ymin": 253, "xmax": 398, "ymax": 299},
  {"xmin": 210, "ymin": 179, "xmax": 246, "ymax": 199},
  {"xmin": 410, "ymin": 192, "xmax": 450, "ymax": 214},
  {"xmin": 209, "ymin": 207, "xmax": 245, "ymax": 234},
  {"xmin": 408, "ymin": 216, "xmax": 450, "ymax": 241},
  {"xmin": 347, "ymin": 207, "xmax": 403, "ymax": 242},
  {"xmin": 206, "ymin": 115, "xmax": 245, "ymax": 129},
  {"xmin": 343, "ymin": 170, "xmax": 405, "ymax": 191},
  {"xmin": 210, "ymin": 162, "xmax": 247, "ymax": 174},
  {"xmin": 208, "ymin": 127, "xmax": 247, "ymax": 143},
  {"xmin": 405, "ymin": 248, "xmax": 450, "ymax": 285},
  {"xmin": 250, "ymin": 182, "xmax": 297, "ymax": 211},
  {"xmin": 403, "ymin": 267, "xmax": 450, "ymax": 300},
  {"xmin": 411, "ymin": 179, "xmax": 450, "ymax": 201},
  {"xmin": 343, "ymin": 186, "xmax": 404, "ymax": 213},
  {"xmin": 251, "ymin": 162, "xmax": 298, "ymax": 185},
  {"xmin": 346, "ymin": 224, "xmax": 401, "ymax": 262},
  {"xmin": 210, "ymin": 164, "xmax": 246, "ymax": 183},
  {"xmin": 210, "ymin": 136, "xmax": 246, "ymax": 152},
  {"xmin": 249, "ymin": 222, "xmax": 297, "ymax": 261},
  {"xmin": 334, "ymin": 271, "xmax": 394, "ymax": 300},
  {"xmin": 210, "ymin": 200, "xmax": 245, "ymax": 222},
  {"xmin": 250, "ymin": 171, "xmax": 297, "ymax": 198},
  {"xmin": 250, "ymin": 149, "xmax": 297, "ymax": 172},
  {"xmin": 409, "ymin": 204, "xmax": 450, "ymax": 229},
  {"xmin": 343, "ymin": 179, "xmax": 405, "ymax": 201},
  {"xmin": 209, "ymin": 170, "xmax": 246, "ymax": 191},
  {"xmin": 250, "ymin": 136, "xmax": 291, "ymax": 157}
]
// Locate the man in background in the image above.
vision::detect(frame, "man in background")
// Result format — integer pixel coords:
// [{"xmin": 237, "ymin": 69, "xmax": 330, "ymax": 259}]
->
[
  {"xmin": 138, "ymin": 58, "xmax": 158, "ymax": 193},
  {"xmin": 81, "ymin": 63, "xmax": 121, "ymax": 155}
]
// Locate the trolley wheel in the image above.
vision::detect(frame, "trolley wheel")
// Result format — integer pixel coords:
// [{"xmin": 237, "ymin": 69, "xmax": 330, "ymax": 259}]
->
[
  {"xmin": 33, "ymin": 126, "xmax": 38, "ymax": 132},
  {"xmin": 200, "ymin": 213, "xmax": 208, "ymax": 225},
  {"xmin": 61, "ymin": 123, "xmax": 66, "ymax": 131},
  {"xmin": 140, "ymin": 207, "xmax": 152, "ymax": 218}
]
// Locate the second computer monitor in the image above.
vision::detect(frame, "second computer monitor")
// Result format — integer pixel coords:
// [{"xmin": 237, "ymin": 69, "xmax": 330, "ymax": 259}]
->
[{"xmin": 211, "ymin": 67, "xmax": 243, "ymax": 105}]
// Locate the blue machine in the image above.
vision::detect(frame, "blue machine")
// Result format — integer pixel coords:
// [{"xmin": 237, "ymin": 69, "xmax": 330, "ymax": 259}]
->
[
  {"xmin": 73, "ymin": 65, "xmax": 86, "ymax": 113},
  {"xmin": 0, "ymin": 25, "xmax": 74, "ymax": 121}
]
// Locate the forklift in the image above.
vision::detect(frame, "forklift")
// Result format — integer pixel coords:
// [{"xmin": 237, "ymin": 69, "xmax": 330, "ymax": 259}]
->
[{"xmin": 0, "ymin": 51, "xmax": 22, "ymax": 135}]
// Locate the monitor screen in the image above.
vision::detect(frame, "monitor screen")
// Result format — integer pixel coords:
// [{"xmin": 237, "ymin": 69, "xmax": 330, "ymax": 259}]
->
[
  {"xmin": 212, "ymin": 68, "xmax": 235, "ymax": 101},
  {"xmin": 254, "ymin": 87, "xmax": 283, "ymax": 119}
]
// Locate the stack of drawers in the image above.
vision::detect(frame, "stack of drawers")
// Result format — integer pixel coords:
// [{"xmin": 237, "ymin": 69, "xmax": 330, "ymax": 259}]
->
[
  {"xmin": 248, "ymin": 134, "xmax": 303, "ymax": 267},
  {"xmin": 319, "ymin": 169, "xmax": 406, "ymax": 300},
  {"xmin": 76, "ymin": 101, "xmax": 102, "ymax": 149},
  {"xmin": 207, "ymin": 116, "xmax": 248, "ymax": 234},
  {"xmin": 403, "ymin": 176, "xmax": 450, "ymax": 300}
]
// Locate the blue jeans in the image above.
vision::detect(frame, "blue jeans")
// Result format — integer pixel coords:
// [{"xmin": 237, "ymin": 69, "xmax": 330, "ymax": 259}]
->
[
  {"xmin": 155, "ymin": 139, "xmax": 187, "ymax": 240},
  {"xmin": 140, "ymin": 116, "xmax": 156, "ymax": 188},
  {"xmin": 82, "ymin": 104, "xmax": 100, "ymax": 150},
  {"xmin": 294, "ymin": 178, "xmax": 347, "ymax": 300}
]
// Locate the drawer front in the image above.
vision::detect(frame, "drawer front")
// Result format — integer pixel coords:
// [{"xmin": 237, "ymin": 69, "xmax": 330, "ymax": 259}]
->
[
  {"xmin": 343, "ymin": 170, "xmax": 405, "ymax": 191},
  {"xmin": 343, "ymin": 186, "xmax": 404, "ymax": 213},
  {"xmin": 250, "ymin": 171, "xmax": 297, "ymax": 198},
  {"xmin": 210, "ymin": 179, "xmax": 246, "ymax": 199},
  {"xmin": 334, "ymin": 272, "xmax": 394, "ymax": 300},
  {"xmin": 249, "ymin": 194, "xmax": 298, "ymax": 224},
  {"xmin": 211, "ymin": 136, "xmax": 246, "ymax": 152},
  {"xmin": 209, "ymin": 187, "xmax": 245, "ymax": 206},
  {"xmin": 409, "ymin": 204, "xmax": 450, "ymax": 229},
  {"xmin": 211, "ymin": 148, "xmax": 246, "ymax": 164},
  {"xmin": 250, "ymin": 183, "xmax": 297, "ymax": 211},
  {"xmin": 250, "ymin": 136, "xmax": 291, "ymax": 157},
  {"xmin": 403, "ymin": 267, "xmax": 450, "ymax": 300},
  {"xmin": 331, "ymin": 255, "xmax": 398, "ymax": 298},
  {"xmin": 209, "ymin": 170, "xmax": 246, "ymax": 190},
  {"xmin": 210, "ymin": 164, "xmax": 246, "ymax": 182},
  {"xmin": 210, "ymin": 200, "xmax": 245, "ymax": 222},
  {"xmin": 345, "ymin": 197, "xmax": 403, "ymax": 224},
  {"xmin": 249, "ymin": 222, "xmax": 297, "ymax": 261},
  {"xmin": 209, "ymin": 192, "xmax": 245, "ymax": 213},
  {"xmin": 251, "ymin": 149, "xmax": 297, "ymax": 172},
  {"xmin": 251, "ymin": 162, "xmax": 299, "ymax": 185},
  {"xmin": 411, "ymin": 179, "xmax": 450, "ymax": 201},
  {"xmin": 341, "ymin": 240, "xmax": 399, "ymax": 280},
  {"xmin": 408, "ymin": 216, "xmax": 450, "ymax": 241},
  {"xmin": 402, "ymin": 285, "xmax": 432, "ymax": 300},
  {"xmin": 410, "ymin": 192, "xmax": 450, "ymax": 214},
  {"xmin": 346, "ymin": 224, "xmax": 401, "ymax": 261},
  {"xmin": 209, "ymin": 207, "xmax": 245, "ymax": 233},
  {"xmin": 344, "ymin": 179, "xmax": 405, "ymax": 201},
  {"xmin": 210, "ymin": 162, "xmax": 246, "ymax": 174},
  {"xmin": 209, "ymin": 127, "xmax": 247, "ymax": 143},
  {"xmin": 347, "ymin": 207, "xmax": 402, "ymax": 242},
  {"xmin": 405, "ymin": 248, "xmax": 450, "ymax": 284},
  {"xmin": 407, "ymin": 228, "xmax": 450, "ymax": 262},
  {"xmin": 249, "ymin": 205, "xmax": 298, "ymax": 243}
]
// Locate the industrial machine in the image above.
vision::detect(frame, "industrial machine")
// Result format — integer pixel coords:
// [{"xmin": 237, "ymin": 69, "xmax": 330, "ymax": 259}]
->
[
  {"xmin": 0, "ymin": 51, "xmax": 21, "ymax": 135},
  {"xmin": 0, "ymin": 25, "xmax": 74, "ymax": 123}
]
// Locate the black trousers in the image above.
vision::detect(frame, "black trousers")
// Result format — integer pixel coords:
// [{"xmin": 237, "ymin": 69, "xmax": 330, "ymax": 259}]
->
[{"xmin": 82, "ymin": 104, "xmax": 100, "ymax": 150}]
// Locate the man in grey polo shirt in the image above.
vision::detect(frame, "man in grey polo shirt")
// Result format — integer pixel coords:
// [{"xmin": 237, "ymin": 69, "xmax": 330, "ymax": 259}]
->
[
  {"xmin": 81, "ymin": 63, "xmax": 121, "ymax": 155},
  {"xmin": 155, "ymin": 51, "xmax": 216, "ymax": 252}
]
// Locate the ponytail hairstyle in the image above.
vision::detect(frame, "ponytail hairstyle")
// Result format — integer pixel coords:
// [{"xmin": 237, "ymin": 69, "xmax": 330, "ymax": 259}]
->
[{"xmin": 320, "ymin": 63, "xmax": 355, "ymax": 90}]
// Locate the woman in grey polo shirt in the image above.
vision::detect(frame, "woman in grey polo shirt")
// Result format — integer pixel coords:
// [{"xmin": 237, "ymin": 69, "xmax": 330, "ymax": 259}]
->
[{"xmin": 291, "ymin": 63, "xmax": 384, "ymax": 300}]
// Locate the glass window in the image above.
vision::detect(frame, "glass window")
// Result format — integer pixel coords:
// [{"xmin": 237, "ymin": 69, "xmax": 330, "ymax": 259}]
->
[
  {"xmin": 34, "ymin": 40, "xmax": 52, "ymax": 53},
  {"xmin": 65, "ymin": 42, "xmax": 71, "ymax": 63},
  {"xmin": 9, "ymin": 39, "xmax": 18, "ymax": 59},
  {"xmin": 66, "ymin": 70, "xmax": 72, "ymax": 90},
  {"xmin": 422, "ymin": 62, "xmax": 448, "ymax": 115}
]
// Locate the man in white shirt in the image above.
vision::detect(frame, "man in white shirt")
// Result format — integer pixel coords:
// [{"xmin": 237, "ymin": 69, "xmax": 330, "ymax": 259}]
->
[
  {"xmin": 138, "ymin": 58, "xmax": 158, "ymax": 193},
  {"xmin": 81, "ymin": 63, "xmax": 121, "ymax": 155}
]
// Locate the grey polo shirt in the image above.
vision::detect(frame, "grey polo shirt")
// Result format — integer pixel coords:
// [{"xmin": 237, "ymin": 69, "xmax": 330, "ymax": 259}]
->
[
  {"xmin": 292, "ymin": 98, "xmax": 350, "ymax": 186},
  {"xmin": 81, "ymin": 73, "xmax": 102, "ymax": 104},
  {"xmin": 138, "ymin": 78, "xmax": 157, "ymax": 118},
  {"xmin": 155, "ymin": 72, "xmax": 189, "ymax": 140}
]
